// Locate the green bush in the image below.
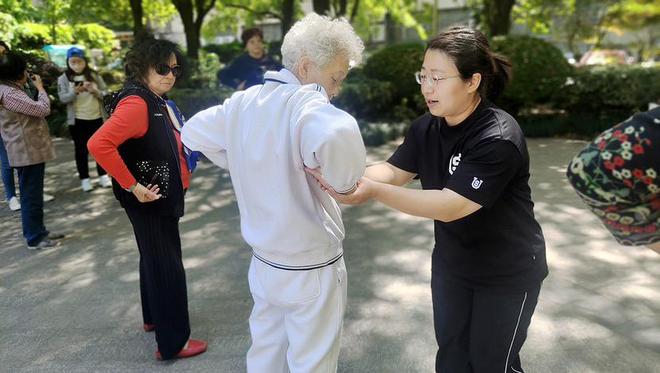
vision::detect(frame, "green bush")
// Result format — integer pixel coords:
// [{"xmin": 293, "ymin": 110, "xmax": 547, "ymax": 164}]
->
[
  {"xmin": 12, "ymin": 23, "xmax": 51, "ymax": 50},
  {"xmin": 73, "ymin": 24, "xmax": 116, "ymax": 53},
  {"xmin": 338, "ymin": 44, "xmax": 427, "ymax": 125},
  {"xmin": 267, "ymin": 41, "xmax": 283, "ymax": 61},
  {"xmin": 334, "ymin": 69, "xmax": 395, "ymax": 121},
  {"xmin": 517, "ymin": 111, "xmax": 634, "ymax": 138},
  {"xmin": 186, "ymin": 50, "xmax": 222, "ymax": 89},
  {"xmin": 334, "ymin": 70, "xmax": 418, "ymax": 146},
  {"xmin": 203, "ymin": 41, "xmax": 282, "ymax": 65},
  {"xmin": 176, "ymin": 50, "xmax": 222, "ymax": 89},
  {"xmin": 359, "ymin": 122, "xmax": 409, "ymax": 147},
  {"xmin": 557, "ymin": 65, "xmax": 660, "ymax": 115},
  {"xmin": 517, "ymin": 65, "xmax": 659, "ymax": 138},
  {"xmin": 0, "ymin": 12, "xmax": 17, "ymax": 42},
  {"xmin": 12, "ymin": 23, "xmax": 74, "ymax": 50},
  {"xmin": 491, "ymin": 35, "xmax": 573, "ymax": 115},
  {"xmin": 334, "ymin": 66, "xmax": 427, "ymax": 134},
  {"xmin": 12, "ymin": 22, "xmax": 115, "ymax": 62},
  {"xmin": 167, "ymin": 86, "xmax": 235, "ymax": 119},
  {"xmin": 99, "ymin": 69, "xmax": 125, "ymax": 91},
  {"xmin": 514, "ymin": 65, "xmax": 659, "ymax": 138},
  {"xmin": 47, "ymin": 107, "xmax": 69, "ymax": 138},
  {"xmin": 203, "ymin": 42, "xmax": 244, "ymax": 64},
  {"xmin": 363, "ymin": 43, "xmax": 425, "ymax": 105},
  {"xmin": 40, "ymin": 60, "xmax": 69, "ymax": 138}
]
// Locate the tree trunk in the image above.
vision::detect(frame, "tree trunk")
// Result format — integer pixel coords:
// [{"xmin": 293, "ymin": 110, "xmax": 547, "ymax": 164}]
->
[
  {"xmin": 484, "ymin": 0, "xmax": 515, "ymax": 36},
  {"xmin": 185, "ymin": 23, "xmax": 202, "ymax": 60},
  {"xmin": 176, "ymin": 3, "xmax": 197, "ymax": 58},
  {"xmin": 129, "ymin": 0, "xmax": 145, "ymax": 37},
  {"xmin": 51, "ymin": 20, "xmax": 57, "ymax": 44},
  {"xmin": 385, "ymin": 12, "xmax": 397, "ymax": 44},
  {"xmin": 313, "ymin": 0, "xmax": 331, "ymax": 15},
  {"xmin": 171, "ymin": 0, "xmax": 216, "ymax": 60},
  {"xmin": 565, "ymin": 16, "xmax": 584, "ymax": 61},
  {"xmin": 281, "ymin": 0, "xmax": 296, "ymax": 37},
  {"xmin": 349, "ymin": 0, "xmax": 360, "ymax": 23},
  {"xmin": 337, "ymin": 0, "xmax": 348, "ymax": 17}
]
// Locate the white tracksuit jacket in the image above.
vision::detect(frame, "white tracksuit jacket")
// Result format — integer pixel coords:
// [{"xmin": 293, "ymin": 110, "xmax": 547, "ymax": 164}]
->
[{"xmin": 182, "ymin": 69, "xmax": 366, "ymax": 269}]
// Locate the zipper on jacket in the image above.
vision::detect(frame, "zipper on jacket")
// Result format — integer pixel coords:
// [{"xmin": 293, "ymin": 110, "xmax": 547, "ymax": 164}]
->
[{"xmin": 161, "ymin": 103, "xmax": 184, "ymax": 194}]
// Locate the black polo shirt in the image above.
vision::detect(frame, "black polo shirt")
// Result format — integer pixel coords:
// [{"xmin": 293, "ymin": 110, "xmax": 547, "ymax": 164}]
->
[{"xmin": 388, "ymin": 100, "xmax": 548, "ymax": 289}]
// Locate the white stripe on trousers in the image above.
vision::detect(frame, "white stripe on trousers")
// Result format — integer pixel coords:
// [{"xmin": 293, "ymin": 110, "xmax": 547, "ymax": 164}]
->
[{"xmin": 504, "ymin": 291, "xmax": 528, "ymax": 373}]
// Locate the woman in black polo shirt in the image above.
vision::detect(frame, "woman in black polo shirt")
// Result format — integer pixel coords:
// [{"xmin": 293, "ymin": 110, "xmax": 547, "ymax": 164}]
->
[{"xmin": 308, "ymin": 26, "xmax": 548, "ymax": 372}]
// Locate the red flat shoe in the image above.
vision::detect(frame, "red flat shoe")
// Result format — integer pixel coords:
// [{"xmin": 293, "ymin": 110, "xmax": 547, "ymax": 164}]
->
[
  {"xmin": 143, "ymin": 323, "xmax": 155, "ymax": 332},
  {"xmin": 155, "ymin": 339, "xmax": 207, "ymax": 360}
]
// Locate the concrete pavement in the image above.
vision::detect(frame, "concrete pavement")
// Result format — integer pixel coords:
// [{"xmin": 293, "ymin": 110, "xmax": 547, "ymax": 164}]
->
[{"xmin": 1, "ymin": 137, "xmax": 658, "ymax": 372}]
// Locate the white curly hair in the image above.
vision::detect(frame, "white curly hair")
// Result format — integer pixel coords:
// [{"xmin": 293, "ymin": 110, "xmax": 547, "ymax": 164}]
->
[{"xmin": 281, "ymin": 13, "xmax": 364, "ymax": 71}]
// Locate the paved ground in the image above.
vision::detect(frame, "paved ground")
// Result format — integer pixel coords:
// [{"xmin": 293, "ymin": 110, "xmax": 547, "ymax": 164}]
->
[{"xmin": 1, "ymin": 137, "xmax": 659, "ymax": 373}]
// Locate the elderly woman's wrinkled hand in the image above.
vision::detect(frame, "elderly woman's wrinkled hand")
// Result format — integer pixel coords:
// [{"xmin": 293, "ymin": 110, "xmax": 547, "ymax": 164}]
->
[{"xmin": 132, "ymin": 183, "xmax": 162, "ymax": 203}]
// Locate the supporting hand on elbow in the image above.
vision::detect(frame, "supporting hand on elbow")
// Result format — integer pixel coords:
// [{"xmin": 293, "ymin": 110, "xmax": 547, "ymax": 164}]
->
[{"xmin": 305, "ymin": 167, "xmax": 374, "ymax": 205}]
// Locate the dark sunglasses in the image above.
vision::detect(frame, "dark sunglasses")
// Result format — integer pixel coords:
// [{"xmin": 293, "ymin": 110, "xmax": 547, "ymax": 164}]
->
[{"xmin": 155, "ymin": 64, "xmax": 182, "ymax": 77}]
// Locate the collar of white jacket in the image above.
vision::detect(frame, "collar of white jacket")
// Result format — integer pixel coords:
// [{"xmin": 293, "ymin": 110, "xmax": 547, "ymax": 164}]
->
[{"xmin": 264, "ymin": 68, "xmax": 329, "ymax": 100}]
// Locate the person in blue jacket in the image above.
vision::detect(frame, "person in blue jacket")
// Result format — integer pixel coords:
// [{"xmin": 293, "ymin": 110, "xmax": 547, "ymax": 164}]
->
[{"xmin": 218, "ymin": 28, "xmax": 283, "ymax": 90}]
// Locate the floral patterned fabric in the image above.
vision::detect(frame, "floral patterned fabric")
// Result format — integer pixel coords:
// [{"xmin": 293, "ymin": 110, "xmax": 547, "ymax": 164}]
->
[{"xmin": 567, "ymin": 107, "xmax": 660, "ymax": 246}]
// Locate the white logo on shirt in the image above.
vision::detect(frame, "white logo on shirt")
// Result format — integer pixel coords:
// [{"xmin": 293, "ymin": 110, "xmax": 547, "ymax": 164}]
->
[
  {"xmin": 471, "ymin": 177, "xmax": 483, "ymax": 189},
  {"xmin": 448, "ymin": 153, "xmax": 462, "ymax": 175}
]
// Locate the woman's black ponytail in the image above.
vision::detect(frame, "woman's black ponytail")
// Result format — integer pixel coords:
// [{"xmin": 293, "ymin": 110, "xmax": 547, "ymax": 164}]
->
[{"xmin": 488, "ymin": 52, "xmax": 512, "ymax": 100}]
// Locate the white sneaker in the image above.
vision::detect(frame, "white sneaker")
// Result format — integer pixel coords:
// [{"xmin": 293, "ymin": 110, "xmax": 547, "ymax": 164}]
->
[
  {"xmin": 8, "ymin": 196, "xmax": 20, "ymax": 211},
  {"xmin": 81, "ymin": 178, "xmax": 93, "ymax": 192},
  {"xmin": 99, "ymin": 175, "xmax": 112, "ymax": 188},
  {"xmin": 43, "ymin": 193, "xmax": 55, "ymax": 202}
]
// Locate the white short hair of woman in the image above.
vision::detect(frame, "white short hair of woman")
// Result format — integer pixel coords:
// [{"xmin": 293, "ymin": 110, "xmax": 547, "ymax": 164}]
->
[{"xmin": 281, "ymin": 13, "xmax": 364, "ymax": 71}]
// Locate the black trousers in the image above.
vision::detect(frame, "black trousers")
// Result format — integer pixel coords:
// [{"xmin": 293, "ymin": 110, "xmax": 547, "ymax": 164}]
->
[
  {"xmin": 125, "ymin": 208, "xmax": 191, "ymax": 359},
  {"xmin": 432, "ymin": 271, "xmax": 541, "ymax": 373},
  {"xmin": 69, "ymin": 118, "xmax": 106, "ymax": 179}
]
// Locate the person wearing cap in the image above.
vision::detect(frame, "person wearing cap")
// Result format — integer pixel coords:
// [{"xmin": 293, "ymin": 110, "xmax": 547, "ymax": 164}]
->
[
  {"xmin": 57, "ymin": 47, "xmax": 110, "ymax": 192},
  {"xmin": 217, "ymin": 27, "xmax": 283, "ymax": 90}
]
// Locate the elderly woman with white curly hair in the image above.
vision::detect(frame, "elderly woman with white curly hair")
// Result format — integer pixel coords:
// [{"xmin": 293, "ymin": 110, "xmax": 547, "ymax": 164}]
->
[{"xmin": 182, "ymin": 13, "xmax": 366, "ymax": 373}]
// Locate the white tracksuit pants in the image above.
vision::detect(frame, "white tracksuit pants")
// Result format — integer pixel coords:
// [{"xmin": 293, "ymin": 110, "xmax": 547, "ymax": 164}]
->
[{"xmin": 246, "ymin": 256, "xmax": 348, "ymax": 373}]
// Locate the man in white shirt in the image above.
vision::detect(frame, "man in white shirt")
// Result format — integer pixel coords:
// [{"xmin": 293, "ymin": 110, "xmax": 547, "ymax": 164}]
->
[{"xmin": 182, "ymin": 13, "xmax": 366, "ymax": 373}]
